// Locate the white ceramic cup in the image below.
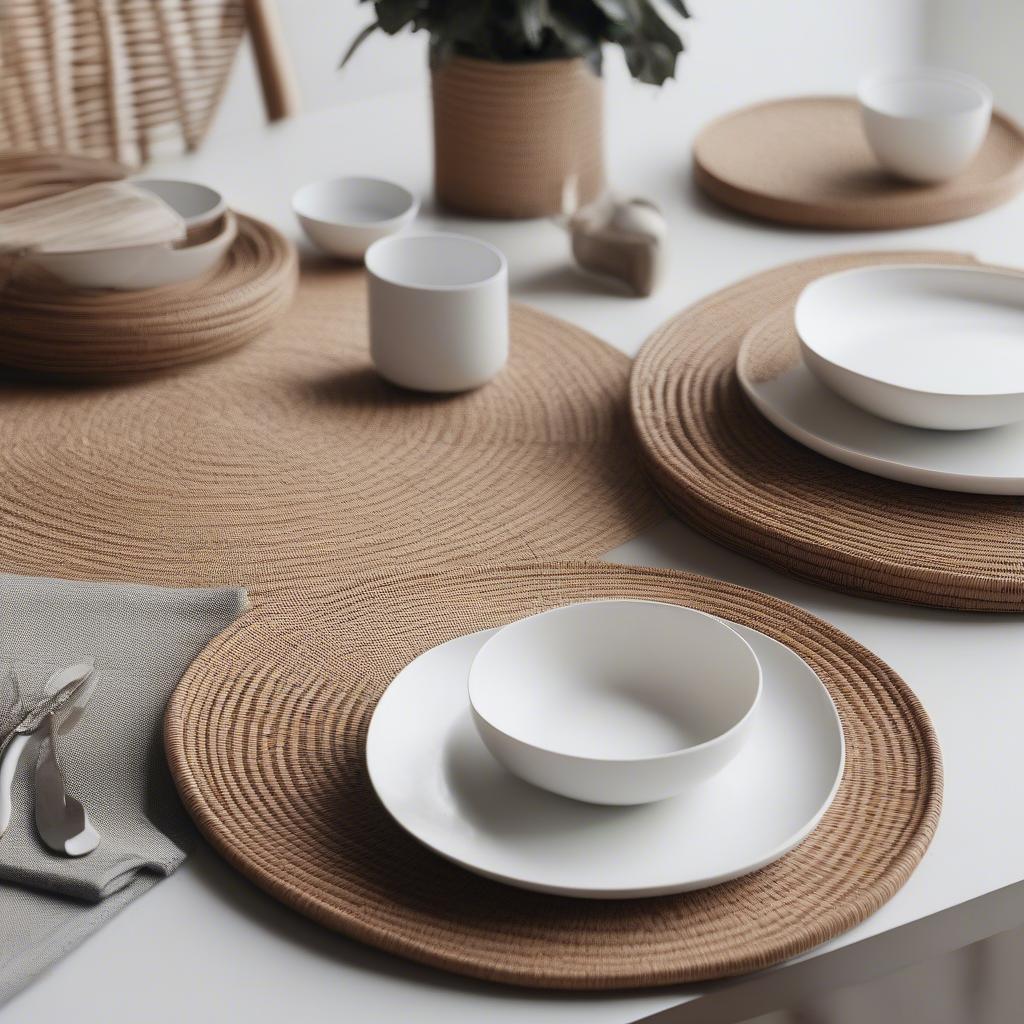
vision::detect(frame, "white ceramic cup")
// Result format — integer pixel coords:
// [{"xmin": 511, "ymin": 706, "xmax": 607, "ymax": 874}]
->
[
  {"xmin": 365, "ymin": 233, "xmax": 508, "ymax": 392},
  {"xmin": 858, "ymin": 67, "xmax": 992, "ymax": 183}
]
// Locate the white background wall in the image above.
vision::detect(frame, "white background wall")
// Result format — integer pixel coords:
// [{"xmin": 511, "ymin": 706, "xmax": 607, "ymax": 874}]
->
[{"xmin": 208, "ymin": 0, "xmax": 928, "ymax": 145}]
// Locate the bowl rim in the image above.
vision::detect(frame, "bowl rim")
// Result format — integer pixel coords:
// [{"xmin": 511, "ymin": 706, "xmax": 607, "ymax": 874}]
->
[
  {"xmin": 131, "ymin": 176, "xmax": 226, "ymax": 225},
  {"xmin": 467, "ymin": 599, "xmax": 764, "ymax": 766},
  {"xmin": 33, "ymin": 210, "xmax": 238, "ymax": 262},
  {"xmin": 365, "ymin": 231, "xmax": 508, "ymax": 293},
  {"xmin": 795, "ymin": 263, "xmax": 1024, "ymax": 401},
  {"xmin": 291, "ymin": 175, "xmax": 419, "ymax": 229},
  {"xmin": 857, "ymin": 66, "xmax": 993, "ymax": 122}
]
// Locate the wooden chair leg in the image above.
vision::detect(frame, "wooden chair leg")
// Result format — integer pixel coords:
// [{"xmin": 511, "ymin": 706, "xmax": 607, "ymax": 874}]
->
[{"xmin": 244, "ymin": 0, "xmax": 301, "ymax": 122}]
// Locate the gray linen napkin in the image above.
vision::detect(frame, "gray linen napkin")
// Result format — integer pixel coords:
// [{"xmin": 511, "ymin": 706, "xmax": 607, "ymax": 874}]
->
[{"xmin": 0, "ymin": 574, "xmax": 248, "ymax": 1003}]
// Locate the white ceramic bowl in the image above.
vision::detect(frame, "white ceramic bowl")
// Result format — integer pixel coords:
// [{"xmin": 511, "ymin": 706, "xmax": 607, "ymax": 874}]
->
[
  {"xmin": 366, "ymin": 232, "xmax": 508, "ymax": 392},
  {"xmin": 132, "ymin": 177, "xmax": 226, "ymax": 233},
  {"xmin": 795, "ymin": 264, "xmax": 1024, "ymax": 431},
  {"xmin": 293, "ymin": 176, "xmax": 418, "ymax": 260},
  {"xmin": 33, "ymin": 211, "xmax": 238, "ymax": 291},
  {"xmin": 468, "ymin": 601, "xmax": 763, "ymax": 806},
  {"xmin": 858, "ymin": 67, "xmax": 992, "ymax": 183}
]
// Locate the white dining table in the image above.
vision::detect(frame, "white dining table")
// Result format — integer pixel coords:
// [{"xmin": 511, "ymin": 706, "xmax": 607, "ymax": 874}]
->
[{"xmin": 6, "ymin": 35, "xmax": 1024, "ymax": 1024}]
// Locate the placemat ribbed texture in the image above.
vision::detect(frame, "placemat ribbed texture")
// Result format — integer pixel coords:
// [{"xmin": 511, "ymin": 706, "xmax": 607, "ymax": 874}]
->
[
  {"xmin": 630, "ymin": 249, "xmax": 1024, "ymax": 611},
  {"xmin": 0, "ymin": 214, "xmax": 298, "ymax": 377},
  {"xmin": 164, "ymin": 560, "xmax": 941, "ymax": 989},
  {"xmin": 0, "ymin": 264, "xmax": 660, "ymax": 589},
  {"xmin": 693, "ymin": 97, "xmax": 1024, "ymax": 229}
]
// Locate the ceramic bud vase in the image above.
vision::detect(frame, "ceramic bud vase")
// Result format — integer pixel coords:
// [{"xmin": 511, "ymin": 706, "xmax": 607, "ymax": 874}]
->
[{"xmin": 431, "ymin": 55, "xmax": 606, "ymax": 219}]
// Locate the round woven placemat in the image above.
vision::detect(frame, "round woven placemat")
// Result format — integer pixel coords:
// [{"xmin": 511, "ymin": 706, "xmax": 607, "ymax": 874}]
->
[
  {"xmin": 693, "ymin": 97, "xmax": 1024, "ymax": 229},
  {"xmin": 0, "ymin": 213, "xmax": 298, "ymax": 378},
  {"xmin": 165, "ymin": 560, "xmax": 941, "ymax": 989},
  {"xmin": 0, "ymin": 260, "xmax": 659, "ymax": 590},
  {"xmin": 630, "ymin": 249, "xmax": 1024, "ymax": 612}
]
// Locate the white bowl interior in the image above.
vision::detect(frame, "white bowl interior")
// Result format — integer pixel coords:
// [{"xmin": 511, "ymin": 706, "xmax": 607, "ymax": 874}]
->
[
  {"xmin": 469, "ymin": 602, "xmax": 760, "ymax": 761},
  {"xmin": 133, "ymin": 178, "xmax": 224, "ymax": 224},
  {"xmin": 293, "ymin": 177, "xmax": 415, "ymax": 227},
  {"xmin": 366, "ymin": 233, "xmax": 505, "ymax": 289},
  {"xmin": 860, "ymin": 69, "xmax": 990, "ymax": 119},
  {"xmin": 795, "ymin": 266, "xmax": 1024, "ymax": 397}
]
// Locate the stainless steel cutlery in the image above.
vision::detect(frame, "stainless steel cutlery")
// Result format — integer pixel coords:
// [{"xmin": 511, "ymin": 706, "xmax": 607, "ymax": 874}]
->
[{"xmin": 0, "ymin": 663, "xmax": 101, "ymax": 855}]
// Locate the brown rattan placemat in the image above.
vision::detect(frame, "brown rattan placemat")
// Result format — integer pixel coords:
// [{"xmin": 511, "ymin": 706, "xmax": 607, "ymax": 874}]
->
[
  {"xmin": 630, "ymin": 249, "xmax": 1024, "ymax": 611},
  {"xmin": 0, "ymin": 213, "xmax": 298, "ymax": 378},
  {"xmin": 164, "ymin": 560, "xmax": 941, "ymax": 989},
  {"xmin": 0, "ymin": 262, "xmax": 660, "ymax": 588},
  {"xmin": 693, "ymin": 97, "xmax": 1024, "ymax": 229}
]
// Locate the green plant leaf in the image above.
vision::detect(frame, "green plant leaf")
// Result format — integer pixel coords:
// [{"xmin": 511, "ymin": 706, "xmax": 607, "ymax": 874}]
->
[
  {"xmin": 339, "ymin": 21, "xmax": 378, "ymax": 67},
  {"xmin": 662, "ymin": 0, "xmax": 690, "ymax": 17},
  {"xmin": 374, "ymin": 0, "xmax": 420, "ymax": 34},
  {"xmin": 588, "ymin": 0, "xmax": 634, "ymax": 23},
  {"xmin": 341, "ymin": 0, "xmax": 689, "ymax": 86},
  {"xmin": 502, "ymin": 0, "xmax": 547, "ymax": 49}
]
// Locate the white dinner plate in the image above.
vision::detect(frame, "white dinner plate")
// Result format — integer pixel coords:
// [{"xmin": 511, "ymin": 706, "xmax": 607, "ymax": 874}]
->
[
  {"xmin": 794, "ymin": 265, "xmax": 1024, "ymax": 430},
  {"xmin": 366, "ymin": 621, "xmax": 844, "ymax": 899},
  {"xmin": 738, "ymin": 306, "xmax": 1024, "ymax": 494}
]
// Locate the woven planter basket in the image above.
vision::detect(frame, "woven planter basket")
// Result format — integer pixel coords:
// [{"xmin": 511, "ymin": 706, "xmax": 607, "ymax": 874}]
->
[{"xmin": 431, "ymin": 55, "xmax": 606, "ymax": 218}]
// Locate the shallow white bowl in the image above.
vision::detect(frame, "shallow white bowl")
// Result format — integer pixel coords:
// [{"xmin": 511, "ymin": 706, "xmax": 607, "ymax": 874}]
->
[
  {"xmin": 858, "ymin": 67, "xmax": 992, "ymax": 183},
  {"xmin": 795, "ymin": 264, "xmax": 1024, "ymax": 431},
  {"xmin": 468, "ymin": 601, "xmax": 762, "ymax": 806},
  {"xmin": 34, "ymin": 211, "xmax": 238, "ymax": 291},
  {"xmin": 132, "ymin": 177, "xmax": 226, "ymax": 232},
  {"xmin": 292, "ymin": 176, "xmax": 418, "ymax": 260}
]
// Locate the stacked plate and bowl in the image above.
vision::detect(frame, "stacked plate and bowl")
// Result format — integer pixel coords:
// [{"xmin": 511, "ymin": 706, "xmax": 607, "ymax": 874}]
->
[
  {"xmin": 738, "ymin": 261, "xmax": 1024, "ymax": 496},
  {"xmin": 32, "ymin": 177, "xmax": 237, "ymax": 291},
  {"xmin": 366, "ymin": 598, "xmax": 845, "ymax": 899},
  {"xmin": 733, "ymin": 66, "xmax": 1024, "ymax": 496}
]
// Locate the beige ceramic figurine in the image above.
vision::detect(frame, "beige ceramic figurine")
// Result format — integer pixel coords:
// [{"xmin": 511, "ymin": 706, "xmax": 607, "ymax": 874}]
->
[{"xmin": 569, "ymin": 194, "xmax": 668, "ymax": 297}]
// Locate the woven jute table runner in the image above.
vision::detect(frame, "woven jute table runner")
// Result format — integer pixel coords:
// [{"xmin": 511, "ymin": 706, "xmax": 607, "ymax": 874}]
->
[
  {"xmin": 693, "ymin": 97, "xmax": 1024, "ymax": 229},
  {"xmin": 630, "ymin": 249, "xmax": 1024, "ymax": 612},
  {"xmin": 164, "ymin": 560, "xmax": 940, "ymax": 989},
  {"xmin": 0, "ymin": 214, "xmax": 298, "ymax": 377}
]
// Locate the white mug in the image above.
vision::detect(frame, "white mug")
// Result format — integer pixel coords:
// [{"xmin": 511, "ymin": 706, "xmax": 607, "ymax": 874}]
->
[{"xmin": 365, "ymin": 232, "xmax": 508, "ymax": 392}]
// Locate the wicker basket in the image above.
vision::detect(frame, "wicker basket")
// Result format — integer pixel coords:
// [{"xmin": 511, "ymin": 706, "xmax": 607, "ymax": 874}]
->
[{"xmin": 431, "ymin": 55, "xmax": 606, "ymax": 219}]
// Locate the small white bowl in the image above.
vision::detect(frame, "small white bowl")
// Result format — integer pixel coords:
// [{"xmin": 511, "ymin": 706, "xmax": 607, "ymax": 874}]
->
[
  {"xmin": 132, "ymin": 177, "xmax": 226, "ymax": 233},
  {"xmin": 33, "ymin": 211, "xmax": 238, "ymax": 291},
  {"xmin": 795, "ymin": 264, "xmax": 1024, "ymax": 431},
  {"xmin": 366, "ymin": 232, "xmax": 508, "ymax": 392},
  {"xmin": 468, "ymin": 601, "xmax": 762, "ymax": 806},
  {"xmin": 858, "ymin": 67, "xmax": 992, "ymax": 183},
  {"xmin": 293, "ymin": 176, "xmax": 418, "ymax": 260}
]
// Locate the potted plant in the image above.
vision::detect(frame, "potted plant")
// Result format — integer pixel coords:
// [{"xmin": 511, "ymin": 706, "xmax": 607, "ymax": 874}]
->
[{"xmin": 344, "ymin": 1, "xmax": 690, "ymax": 218}]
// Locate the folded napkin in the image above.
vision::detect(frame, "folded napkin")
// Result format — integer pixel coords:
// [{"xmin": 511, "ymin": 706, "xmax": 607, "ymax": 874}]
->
[{"xmin": 0, "ymin": 574, "xmax": 248, "ymax": 1004}]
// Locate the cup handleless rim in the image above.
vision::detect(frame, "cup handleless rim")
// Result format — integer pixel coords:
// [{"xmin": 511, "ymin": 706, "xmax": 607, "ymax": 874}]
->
[
  {"xmin": 858, "ymin": 66, "xmax": 993, "ymax": 121},
  {"xmin": 365, "ymin": 232, "xmax": 508, "ymax": 293}
]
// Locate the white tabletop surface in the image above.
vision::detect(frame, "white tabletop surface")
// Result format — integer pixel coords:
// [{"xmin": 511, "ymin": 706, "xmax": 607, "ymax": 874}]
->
[{"xmin": 7, "ymin": 14, "xmax": 1024, "ymax": 1023}]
